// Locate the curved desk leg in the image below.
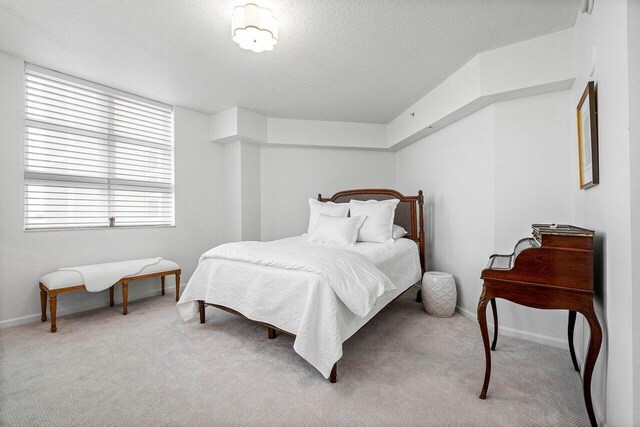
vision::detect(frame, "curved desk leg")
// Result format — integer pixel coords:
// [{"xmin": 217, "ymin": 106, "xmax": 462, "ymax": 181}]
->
[
  {"xmin": 490, "ymin": 298, "xmax": 498, "ymax": 351},
  {"xmin": 477, "ymin": 288, "xmax": 491, "ymax": 399},
  {"xmin": 568, "ymin": 310, "xmax": 580, "ymax": 372},
  {"xmin": 580, "ymin": 307, "xmax": 602, "ymax": 427}
]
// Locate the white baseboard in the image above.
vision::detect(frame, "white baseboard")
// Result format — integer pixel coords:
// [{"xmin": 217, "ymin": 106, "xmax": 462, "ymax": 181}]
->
[
  {"xmin": 456, "ymin": 305, "xmax": 569, "ymax": 350},
  {"xmin": 593, "ymin": 402, "xmax": 606, "ymax": 427},
  {"xmin": 0, "ymin": 285, "xmax": 177, "ymax": 329}
]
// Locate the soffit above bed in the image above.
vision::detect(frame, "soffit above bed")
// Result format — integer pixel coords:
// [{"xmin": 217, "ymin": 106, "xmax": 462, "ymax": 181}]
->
[{"xmin": 208, "ymin": 29, "xmax": 576, "ymax": 151}]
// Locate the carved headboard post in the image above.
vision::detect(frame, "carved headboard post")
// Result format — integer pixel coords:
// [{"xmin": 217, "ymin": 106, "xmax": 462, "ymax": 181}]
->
[
  {"xmin": 418, "ymin": 190, "xmax": 425, "ymax": 273},
  {"xmin": 317, "ymin": 193, "xmax": 322, "ymax": 201}
]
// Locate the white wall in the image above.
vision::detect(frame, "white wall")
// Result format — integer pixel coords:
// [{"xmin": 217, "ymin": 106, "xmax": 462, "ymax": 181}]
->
[
  {"xmin": 395, "ymin": 106, "xmax": 495, "ymax": 313},
  {"xmin": 260, "ymin": 146, "xmax": 396, "ymax": 241},
  {"xmin": 396, "ymin": 90, "xmax": 575, "ymax": 346},
  {"xmin": 570, "ymin": 1, "xmax": 634, "ymax": 424},
  {"xmin": 629, "ymin": 0, "xmax": 640, "ymax": 423},
  {"xmin": 220, "ymin": 140, "xmax": 261, "ymax": 242},
  {"xmin": 240, "ymin": 142, "xmax": 261, "ymax": 241},
  {"xmin": 492, "ymin": 91, "xmax": 575, "ymax": 344},
  {"xmin": 0, "ymin": 52, "xmax": 225, "ymax": 326},
  {"xmin": 221, "ymin": 141, "xmax": 242, "ymax": 242}
]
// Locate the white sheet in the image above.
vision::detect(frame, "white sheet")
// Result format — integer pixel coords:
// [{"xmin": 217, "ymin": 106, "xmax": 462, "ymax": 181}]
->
[
  {"xmin": 177, "ymin": 236, "xmax": 421, "ymax": 378},
  {"xmin": 59, "ymin": 257, "xmax": 163, "ymax": 292}
]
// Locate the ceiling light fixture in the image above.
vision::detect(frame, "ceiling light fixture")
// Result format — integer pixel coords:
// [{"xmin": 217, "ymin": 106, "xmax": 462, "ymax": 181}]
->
[{"xmin": 231, "ymin": 3, "xmax": 278, "ymax": 53}]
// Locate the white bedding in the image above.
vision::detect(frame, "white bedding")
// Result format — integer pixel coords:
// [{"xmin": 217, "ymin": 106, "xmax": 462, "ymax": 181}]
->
[
  {"xmin": 177, "ymin": 236, "xmax": 421, "ymax": 378},
  {"xmin": 59, "ymin": 257, "xmax": 163, "ymax": 292},
  {"xmin": 197, "ymin": 238, "xmax": 395, "ymax": 317}
]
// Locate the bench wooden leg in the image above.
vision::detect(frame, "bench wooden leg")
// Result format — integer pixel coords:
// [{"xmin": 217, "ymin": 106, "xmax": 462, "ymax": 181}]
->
[
  {"xmin": 175, "ymin": 272, "xmax": 181, "ymax": 302},
  {"xmin": 122, "ymin": 282, "xmax": 129, "ymax": 315},
  {"xmin": 49, "ymin": 292, "xmax": 57, "ymax": 333},
  {"xmin": 329, "ymin": 363, "xmax": 337, "ymax": 383},
  {"xmin": 40, "ymin": 288, "xmax": 47, "ymax": 322},
  {"xmin": 267, "ymin": 327, "xmax": 277, "ymax": 339},
  {"xmin": 161, "ymin": 276, "xmax": 165, "ymax": 296},
  {"xmin": 109, "ymin": 285, "xmax": 115, "ymax": 307}
]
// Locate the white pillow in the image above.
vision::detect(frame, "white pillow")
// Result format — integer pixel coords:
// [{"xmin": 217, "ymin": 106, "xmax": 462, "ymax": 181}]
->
[
  {"xmin": 349, "ymin": 199, "xmax": 400, "ymax": 243},
  {"xmin": 392, "ymin": 224, "xmax": 407, "ymax": 239},
  {"xmin": 307, "ymin": 199, "xmax": 349, "ymax": 234},
  {"xmin": 308, "ymin": 214, "xmax": 366, "ymax": 246}
]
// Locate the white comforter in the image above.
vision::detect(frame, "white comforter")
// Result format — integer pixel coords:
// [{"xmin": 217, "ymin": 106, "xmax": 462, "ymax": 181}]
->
[
  {"xmin": 178, "ymin": 236, "xmax": 421, "ymax": 378},
  {"xmin": 198, "ymin": 239, "xmax": 395, "ymax": 317}
]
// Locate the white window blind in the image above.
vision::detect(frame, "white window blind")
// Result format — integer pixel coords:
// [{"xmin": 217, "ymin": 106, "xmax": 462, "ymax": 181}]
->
[{"xmin": 24, "ymin": 64, "xmax": 175, "ymax": 230}]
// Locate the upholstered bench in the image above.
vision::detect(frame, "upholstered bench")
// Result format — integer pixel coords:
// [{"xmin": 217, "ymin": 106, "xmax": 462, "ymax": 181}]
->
[{"xmin": 39, "ymin": 259, "xmax": 181, "ymax": 332}]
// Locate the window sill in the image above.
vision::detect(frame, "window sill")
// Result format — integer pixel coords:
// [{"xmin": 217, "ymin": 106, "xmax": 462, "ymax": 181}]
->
[{"xmin": 24, "ymin": 225, "xmax": 176, "ymax": 233}]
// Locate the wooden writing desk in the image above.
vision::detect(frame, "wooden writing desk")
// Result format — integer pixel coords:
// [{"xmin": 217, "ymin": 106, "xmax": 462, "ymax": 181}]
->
[{"xmin": 477, "ymin": 224, "xmax": 601, "ymax": 427}]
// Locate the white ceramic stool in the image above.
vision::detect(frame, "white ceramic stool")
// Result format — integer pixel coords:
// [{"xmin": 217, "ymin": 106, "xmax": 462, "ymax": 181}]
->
[{"xmin": 421, "ymin": 271, "xmax": 457, "ymax": 317}]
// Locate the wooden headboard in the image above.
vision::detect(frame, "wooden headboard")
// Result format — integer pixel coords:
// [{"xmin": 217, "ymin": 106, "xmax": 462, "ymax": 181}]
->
[{"xmin": 317, "ymin": 189, "xmax": 425, "ymax": 273}]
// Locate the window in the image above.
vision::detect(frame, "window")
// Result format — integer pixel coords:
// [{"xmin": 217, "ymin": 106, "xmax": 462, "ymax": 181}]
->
[{"xmin": 24, "ymin": 64, "xmax": 175, "ymax": 230}]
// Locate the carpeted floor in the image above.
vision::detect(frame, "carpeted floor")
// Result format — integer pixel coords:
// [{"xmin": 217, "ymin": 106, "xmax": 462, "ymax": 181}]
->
[{"xmin": 0, "ymin": 290, "xmax": 590, "ymax": 426}]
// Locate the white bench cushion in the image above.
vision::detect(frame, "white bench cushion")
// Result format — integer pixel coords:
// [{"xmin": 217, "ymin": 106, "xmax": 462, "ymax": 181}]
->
[{"xmin": 40, "ymin": 259, "xmax": 180, "ymax": 290}]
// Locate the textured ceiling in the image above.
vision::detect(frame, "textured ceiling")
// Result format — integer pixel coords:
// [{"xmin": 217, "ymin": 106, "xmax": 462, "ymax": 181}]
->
[{"xmin": 0, "ymin": 0, "xmax": 578, "ymax": 123}]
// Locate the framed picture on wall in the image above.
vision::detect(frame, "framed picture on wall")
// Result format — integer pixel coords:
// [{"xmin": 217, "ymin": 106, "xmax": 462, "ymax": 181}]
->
[{"xmin": 576, "ymin": 81, "xmax": 599, "ymax": 189}]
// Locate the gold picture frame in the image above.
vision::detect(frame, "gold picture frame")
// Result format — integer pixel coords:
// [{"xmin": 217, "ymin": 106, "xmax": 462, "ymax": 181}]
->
[{"xmin": 576, "ymin": 81, "xmax": 599, "ymax": 189}]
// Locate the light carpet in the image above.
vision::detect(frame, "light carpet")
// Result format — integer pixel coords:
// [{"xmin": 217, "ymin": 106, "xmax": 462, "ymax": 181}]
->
[{"xmin": 0, "ymin": 290, "xmax": 590, "ymax": 426}]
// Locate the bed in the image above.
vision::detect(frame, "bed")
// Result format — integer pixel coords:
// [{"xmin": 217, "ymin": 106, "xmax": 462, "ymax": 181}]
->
[{"xmin": 177, "ymin": 189, "xmax": 425, "ymax": 382}]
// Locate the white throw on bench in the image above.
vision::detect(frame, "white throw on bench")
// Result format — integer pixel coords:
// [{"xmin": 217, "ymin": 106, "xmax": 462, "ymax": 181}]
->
[{"xmin": 39, "ymin": 258, "xmax": 181, "ymax": 332}]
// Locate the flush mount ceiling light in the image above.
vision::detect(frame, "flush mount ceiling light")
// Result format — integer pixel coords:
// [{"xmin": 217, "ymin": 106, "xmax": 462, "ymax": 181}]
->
[{"xmin": 231, "ymin": 3, "xmax": 278, "ymax": 53}]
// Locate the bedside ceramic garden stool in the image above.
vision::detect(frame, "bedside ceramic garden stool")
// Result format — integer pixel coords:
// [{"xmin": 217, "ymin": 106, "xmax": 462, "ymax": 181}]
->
[{"xmin": 421, "ymin": 271, "xmax": 457, "ymax": 317}]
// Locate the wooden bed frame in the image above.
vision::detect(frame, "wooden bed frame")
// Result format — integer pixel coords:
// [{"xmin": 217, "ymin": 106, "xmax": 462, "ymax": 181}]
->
[{"xmin": 197, "ymin": 188, "xmax": 425, "ymax": 383}]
